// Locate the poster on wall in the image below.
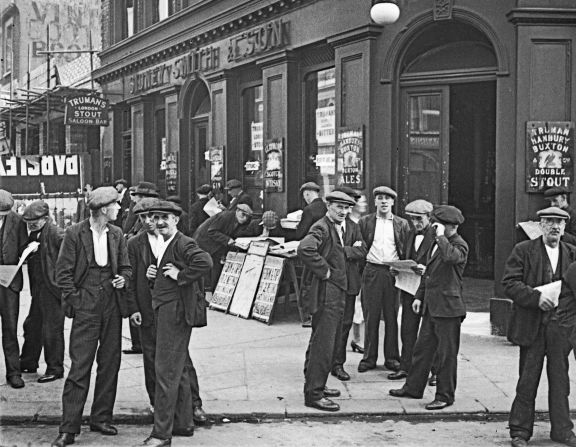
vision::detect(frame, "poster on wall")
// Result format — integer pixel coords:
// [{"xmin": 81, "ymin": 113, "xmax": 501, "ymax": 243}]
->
[
  {"xmin": 251, "ymin": 122, "xmax": 263, "ymax": 152},
  {"xmin": 264, "ymin": 138, "xmax": 284, "ymax": 192},
  {"xmin": 315, "ymin": 105, "xmax": 335, "ymax": 146},
  {"xmin": 165, "ymin": 152, "xmax": 178, "ymax": 194},
  {"xmin": 337, "ymin": 126, "xmax": 364, "ymax": 189},
  {"xmin": 209, "ymin": 146, "xmax": 224, "ymax": 190},
  {"xmin": 526, "ymin": 121, "xmax": 574, "ymax": 193}
]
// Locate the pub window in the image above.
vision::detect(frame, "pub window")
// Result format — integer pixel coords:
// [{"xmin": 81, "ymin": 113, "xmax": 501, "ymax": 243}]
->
[
  {"xmin": 304, "ymin": 67, "xmax": 336, "ymax": 197},
  {"xmin": 123, "ymin": 0, "xmax": 135, "ymax": 38},
  {"xmin": 1, "ymin": 18, "xmax": 14, "ymax": 76},
  {"xmin": 121, "ymin": 109, "xmax": 132, "ymax": 185},
  {"xmin": 242, "ymin": 85, "xmax": 264, "ymax": 214}
]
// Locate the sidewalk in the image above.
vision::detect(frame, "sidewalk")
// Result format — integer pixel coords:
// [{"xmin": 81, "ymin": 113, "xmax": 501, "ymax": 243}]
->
[{"xmin": 1, "ymin": 268, "xmax": 574, "ymax": 425}]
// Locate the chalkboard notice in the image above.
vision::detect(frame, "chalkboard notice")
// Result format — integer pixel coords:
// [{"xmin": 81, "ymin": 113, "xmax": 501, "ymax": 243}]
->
[
  {"xmin": 228, "ymin": 253, "xmax": 266, "ymax": 318},
  {"xmin": 252, "ymin": 256, "xmax": 285, "ymax": 324},
  {"xmin": 210, "ymin": 252, "xmax": 246, "ymax": 312}
]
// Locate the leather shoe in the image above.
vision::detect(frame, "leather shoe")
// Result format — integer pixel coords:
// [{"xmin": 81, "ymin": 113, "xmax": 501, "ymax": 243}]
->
[
  {"xmin": 8, "ymin": 375, "xmax": 24, "ymax": 388},
  {"xmin": 51, "ymin": 432, "xmax": 75, "ymax": 447},
  {"xmin": 323, "ymin": 387, "xmax": 341, "ymax": 398},
  {"xmin": 172, "ymin": 426, "xmax": 194, "ymax": 437},
  {"xmin": 89, "ymin": 422, "xmax": 118, "ymax": 435},
  {"xmin": 331, "ymin": 366, "xmax": 350, "ymax": 381},
  {"xmin": 387, "ymin": 370, "xmax": 408, "ymax": 380},
  {"xmin": 551, "ymin": 432, "xmax": 576, "ymax": 447},
  {"xmin": 428, "ymin": 374, "xmax": 438, "ymax": 386},
  {"xmin": 38, "ymin": 373, "xmax": 64, "ymax": 383},
  {"xmin": 193, "ymin": 406, "xmax": 207, "ymax": 423},
  {"xmin": 357, "ymin": 362, "xmax": 376, "ymax": 373},
  {"xmin": 510, "ymin": 436, "xmax": 528, "ymax": 447},
  {"xmin": 142, "ymin": 437, "xmax": 171, "ymax": 446},
  {"xmin": 122, "ymin": 348, "xmax": 143, "ymax": 354},
  {"xmin": 350, "ymin": 341, "xmax": 364, "ymax": 354},
  {"xmin": 425, "ymin": 399, "xmax": 452, "ymax": 410},
  {"xmin": 389, "ymin": 387, "xmax": 421, "ymax": 399},
  {"xmin": 384, "ymin": 360, "xmax": 401, "ymax": 372},
  {"xmin": 305, "ymin": 397, "xmax": 340, "ymax": 412}
]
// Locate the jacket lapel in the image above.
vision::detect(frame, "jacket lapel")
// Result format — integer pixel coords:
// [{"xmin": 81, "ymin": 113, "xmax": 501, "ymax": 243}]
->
[
  {"xmin": 108, "ymin": 226, "xmax": 118, "ymax": 273},
  {"xmin": 80, "ymin": 221, "xmax": 95, "ymax": 266},
  {"xmin": 139, "ymin": 233, "xmax": 152, "ymax": 266}
]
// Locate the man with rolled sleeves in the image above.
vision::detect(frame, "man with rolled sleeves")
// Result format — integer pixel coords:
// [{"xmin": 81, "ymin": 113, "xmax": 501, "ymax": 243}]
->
[
  {"xmin": 298, "ymin": 191, "xmax": 356, "ymax": 412},
  {"xmin": 293, "ymin": 182, "xmax": 327, "ymax": 241},
  {"xmin": 503, "ymin": 206, "xmax": 576, "ymax": 447},
  {"xmin": 390, "ymin": 205, "xmax": 468, "ymax": 411},
  {"xmin": 388, "ymin": 199, "xmax": 437, "ymax": 381},
  {"xmin": 51, "ymin": 187, "xmax": 135, "ymax": 447},
  {"xmin": 358, "ymin": 186, "xmax": 410, "ymax": 373},
  {"xmin": 141, "ymin": 200, "xmax": 212, "ymax": 446},
  {"xmin": 188, "ymin": 184, "xmax": 212, "ymax": 236},
  {"xmin": 0, "ymin": 189, "xmax": 28, "ymax": 389},
  {"xmin": 19, "ymin": 200, "xmax": 66, "ymax": 384}
]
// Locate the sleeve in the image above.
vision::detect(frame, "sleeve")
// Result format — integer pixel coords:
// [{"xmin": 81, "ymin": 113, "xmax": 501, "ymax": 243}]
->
[
  {"xmin": 126, "ymin": 239, "xmax": 139, "ymax": 312},
  {"xmin": 343, "ymin": 224, "xmax": 368, "ymax": 260},
  {"xmin": 435, "ymin": 235, "xmax": 468, "ymax": 265},
  {"xmin": 206, "ymin": 213, "xmax": 235, "ymax": 247},
  {"xmin": 176, "ymin": 239, "xmax": 214, "ymax": 286},
  {"xmin": 55, "ymin": 229, "xmax": 81, "ymax": 307},
  {"xmin": 501, "ymin": 244, "xmax": 541, "ymax": 309},
  {"xmin": 294, "ymin": 208, "xmax": 313, "ymax": 241},
  {"xmin": 297, "ymin": 223, "xmax": 330, "ymax": 279}
]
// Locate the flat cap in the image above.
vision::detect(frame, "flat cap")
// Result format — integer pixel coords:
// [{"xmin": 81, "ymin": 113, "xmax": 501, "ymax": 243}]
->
[
  {"xmin": 544, "ymin": 186, "xmax": 572, "ymax": 198},
  {"xmin": 0, "ymin": 189, "xmax": 14, "ymax": 215},
  {"xmin": 373, "ymin": 186, "xmax": 397, "ymax": 199},
  {"xmin": 22, "ymin": 200, "xmax": 49, "ymax": 221},
  {"xmin": 131, "ymin": 181, "xmax": 159, "ymax": 197},
  {"xmin": 196, "ymin": 184, "xmax": 213, "ymax": 195},
  {"xmin": 537, "ymin": 206, "xmax": 570, "ymax": 220},
  {"xmin": 236, "ymin": 203, "xmax": 253, "ymax": 216},
  {"xmin": 334, "ymin": 186, "xmax": 361, "ymax": 200},
  {"xmin": 432, "ymin": 205, "xmax": 465, "ymax": 225},
  {"xmin": 325, "ymin": 191, "xmax": 356, "ymax": 206},
  {"xmin": 148, "ymin": 200, "xmax": 182, "ymax": 216},
  {"xmin": 225, "ymin": 179, "xmax": 242, "ymax": 190},
  {"xmin": 133, "ymin": 197, "xmax": 161, "ymax": 215},
  {"xmin": 405, "ymin": 199, "xmax": 434, "ymax": 216},
  {"xmin": 114, "ymin": 178, "xmax": 128, "ymax": 187},
  {"xmin": 260, "ymin": 210, "xmax": 279, "ymax": 229},
  {"xmin": 166, "ymin": 195, "xmax": 182, "ymax": 205},
  {"xmin": 88, "ymin": 187, "xmax": 119, "ymax": 210},
  {"xmin": 299, "ymin": 181, "xmax": 321, "ymax": 193}
]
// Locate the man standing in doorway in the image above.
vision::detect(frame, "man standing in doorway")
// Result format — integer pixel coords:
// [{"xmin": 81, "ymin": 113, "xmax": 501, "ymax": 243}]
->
[
  {"xmin": 223, "ymin": 179, "xmax": 253, "ymax": 211},
  {"xmin": 188, "ymin": 184, "xmax": 212, "ymax": 236},
  {"xmin": 113, "ymin": 179, "xmax": 131, "ymax": 228}
]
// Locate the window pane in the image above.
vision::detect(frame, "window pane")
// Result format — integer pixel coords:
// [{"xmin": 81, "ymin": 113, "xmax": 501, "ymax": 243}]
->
[
  {"xmin": 242, "ymin": 85, "xmax": 264, "ymax": 213},
  {"xmin": 158, "ymin": 0, "xmax": 169, "ymax": 20},
  {"xmin": 126, "ymin": 0, "xmax": 134, "ymax": 37}
]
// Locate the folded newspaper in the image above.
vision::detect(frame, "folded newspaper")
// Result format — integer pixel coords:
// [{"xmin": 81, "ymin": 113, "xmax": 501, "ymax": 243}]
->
[{"xmin": 0, "ymin": 242, "xmax": 40, "ymax": 288}]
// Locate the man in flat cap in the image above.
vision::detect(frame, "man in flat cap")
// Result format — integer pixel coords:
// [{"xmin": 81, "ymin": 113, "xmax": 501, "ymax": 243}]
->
[
  {"xmin": 0, "ymin": 189, "xmax": 28, "ymax": 389},
  {"xmin": 390, "ymin": 204, "xmax": 468, "ymax": 411},
  {"xmin": 358, "ymin": 186, "xmax": 410, "ymax": 374},
  {"xmin": 19, "ymin": 200, "xmax": 66, "ymax": 384},
  {"xmin": 52, "ymin": 186, "xmax": 135, "ymax": 447},
  {"xmin": 140, "ymin": 200, "xmax": 212, "ymax": 446},
  {"xmin": 543, "ymin": 186, "xmax": 576, "ymax": 243},
  {"xmin": 297, "ymin": 191, "xmax": 358, "ymax": 412},
  {"xmin": 123, "ymin": 181, "xmax": 160, "ymax": 241},
  {"xmin": 193, "ymin": 203, "xmax": 254, "ymax": 291},
  {"xmin": 222, "ymin": 179, "xmax": 253, "ymax": 212},
  {"xmin": 166, "ymin": 196, "xmax": 190, "ymax": 236},
  {"xmin": 188, "ymin": 184, "xmax": 213, "ymax": 236},
  {"xmin": 502, "ymin": 206, "xmax": 576, "ymax": 447},
  {"xmin": 388, "ymin": 199, "xmax": 438, "ymax": 383},
  {"xmin": 293, "ymin": 182, "xmax": 327, "ymax": 241}
]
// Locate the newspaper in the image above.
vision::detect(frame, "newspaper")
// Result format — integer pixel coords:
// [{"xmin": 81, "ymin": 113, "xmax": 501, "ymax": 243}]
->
[
  {"xmin": 518, "ymin": 221, "xmax": 543, "ymax": 240},
  {"xmin": 0, "ymin": 242, "xmax": 40, "ymax": 288},
  {"xmin": 382, "ymin": 260, "xmax": 422, "ymax": 296},
  {"xmin": 203, "ymin": 198, "xmax": 223, "ymax": 217},
  {"xmin": 234, "ymin": 237, "xmax": 285, "ymax": 251},
  {"xmin": 535, "ymin": 280, "xmax": 562, "ymax": 307}
]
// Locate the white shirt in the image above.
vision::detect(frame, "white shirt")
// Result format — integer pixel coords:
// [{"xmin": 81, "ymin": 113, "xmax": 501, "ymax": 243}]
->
[
  {"xmin": 156, "ymin": 232, "xmax": 177, "ymax": 267},
  {"xmin": 90, "ymin": 225, "xmax": 109, "ymax": 267},
  {"xmin": 366, "ymin": 215, "xmax": 399, "ymax": 264},
  {"xmin": 545, "ymin": 244, "xmax": 560, "ymax": 274},
  {"xmin": 337, "ymin": 220, "xmax": 346, "ymax": 245},
  {"xmin": 414, "ymin": 234, "xmax": 424, "ymax": 252},
  {"xmin": 147, "ymin": 233, "xmax": 161, "ymax": 260}
]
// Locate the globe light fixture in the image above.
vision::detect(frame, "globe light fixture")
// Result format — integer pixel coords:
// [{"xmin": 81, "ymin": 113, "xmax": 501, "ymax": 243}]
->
[{"xmin": 370, "ymin": 0, "xmax": 401, "ymax": 25}]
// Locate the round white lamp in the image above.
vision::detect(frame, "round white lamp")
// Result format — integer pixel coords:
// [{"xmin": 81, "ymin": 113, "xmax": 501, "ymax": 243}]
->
[{"xmin": 370, "ymin": 0, "xmax": 401, "ymax": 25}]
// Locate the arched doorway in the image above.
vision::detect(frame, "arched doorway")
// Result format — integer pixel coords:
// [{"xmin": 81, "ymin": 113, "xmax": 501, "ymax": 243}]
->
[{"xmin": 397, "ymin": 20, "xmax": 497, "ymax": 279}]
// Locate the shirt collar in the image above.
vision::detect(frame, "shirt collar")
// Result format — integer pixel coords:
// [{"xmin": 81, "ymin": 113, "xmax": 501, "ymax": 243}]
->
[{"xmin": 376, "ymin": 213, "xmax": 394, "ymax": 221}]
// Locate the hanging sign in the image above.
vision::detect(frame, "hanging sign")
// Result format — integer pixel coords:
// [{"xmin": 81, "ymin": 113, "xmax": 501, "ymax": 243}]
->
[
  {"xmin": 337, "ymin": 126, "xmax": 364, "ymax": 188},
  {"xmin": 264, "ymin": 138, "xmax": 284, "ymax": 192},
  {"xmin": 209, "ymin": 146, "xmax": 224, "ymax": 182},
  {"xmin": 64, "ymin": 95, "xmax": 109, "ymax": 126},
  {"xmin": 315, "ymin": 105, "xmax": 335, "ymax": 146},
  {"xmin": 251, "ymin": 122, "xmax": 263, "ymax": 152},
  {"xmin": 165, "ymin": 153, "xmax": 178, "ymax": 194},
  {"xmin": 526, "ymin": 121, "xmax": 574, "ymax": 192}
]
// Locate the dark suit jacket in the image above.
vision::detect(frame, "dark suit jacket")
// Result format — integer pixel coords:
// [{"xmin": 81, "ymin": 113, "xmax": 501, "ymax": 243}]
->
[
  {"xmin": 56, "ymin": 219, "xmax": 134, "ymax": 318},
  {"xmin": 227, "ymin": 191, "xmax": 253, "ymax": 211},
  {"xmin": 400, "ymin": 225, "xmax": 436, "ymax": 302},
  {"xmin": 502, "ymin": 237, "xmax": 576, "ymax": 346},
  {"xmin": 188, "ymin": 197, "xmax": 210, "ymax": 236},
  {"xmin": 342, "ymin": 216, "xmax": 367, "ymax": 295},
  {"xmin": 293, "ymin": 198, "xmax": 327, "ymax": 241},
  {"xmin": 415, "ymin": 232, "xmax": 468, "ymax": 319},
  {"xmin": 75, "ymin": 199, "xmax": 90, "ymax": 223},
  {"xmin": 193, "ymin": 210, "xmax": 250, "ymax": 260},
  {"xmin": 127, "ymin": 231, "xmax": 156, "ymax": 327},
  {"xmin": 0, "ymin": 211, "xmax": 28, "ymax": 293},
  {"xmin": 113, "ymin": 189, "xmax": 132, "ymax": 228},
  {"xmin": 37, "ymin": 220, "xmax": 65, "ymax": 297},
  {"xmin": 297, "ymin": 216, "xmax": 348, "ymax": 315},
  {"xmin": 177, "ymin": 210, "xmax": 190, "ymax": 236},
  {"xmin": 359, "ymin": 213, "xmax": 411, "ymax": 262}
]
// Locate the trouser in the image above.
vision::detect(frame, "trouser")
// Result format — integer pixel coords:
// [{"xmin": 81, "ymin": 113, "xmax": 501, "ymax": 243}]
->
[
  {"xmin": 129, "ymin": 323, "xmax": 142, "ymax": 350},
  {"xmin": 0, "ymin": 288, "xmax": 20, "ymax": 379},
  {"xmin": 332, "ymin": 294, "xmax": 356, "ymax": 369},
  {"xmin": 509, "ymin": 320, "xmax": 573, "ymax": 441},
  {"xmin": 152, "ymin": 300, "xmax": 194, "ymax": 440},
  {"xmin": 304, "ymin": 282, "xmax": 345, "ymax": 402},
  {"xmin": 404, "ymin": 314, "xmax": 461, "ymax": 404},
  {"xmin": 360, "ymin": 263, "xmax": 400, "ymax": 367},
  {"xmin": 60, "ymin": 289, "xmax": 122, "ymax": 434},
  {"xmin": 209, "ymin": 254, "xmax": 224, "ymax": 291}
]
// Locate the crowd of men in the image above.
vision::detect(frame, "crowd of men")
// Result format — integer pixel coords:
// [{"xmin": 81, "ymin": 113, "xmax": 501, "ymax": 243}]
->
[{"xmin": 3, "ymin": 180, "xmax": 576, "ymax": 447}]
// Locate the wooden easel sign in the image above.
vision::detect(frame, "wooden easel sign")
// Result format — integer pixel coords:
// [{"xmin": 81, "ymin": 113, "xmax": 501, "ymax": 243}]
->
[
  {"xmin": 251, "ymin": 255, "xmax": 285, "ymax": 324},
  {"xmin": 210, "ymin": 251, "xmax": 246, "ymax": 313}
]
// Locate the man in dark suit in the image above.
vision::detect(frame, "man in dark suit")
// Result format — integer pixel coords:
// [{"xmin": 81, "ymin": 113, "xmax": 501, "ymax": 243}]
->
[
  {"xmin": 113, "ymin": 179, "xmax": 131, "ymax": 228},
  {"xmin": 502, "ymin": 207, "xmax": 576, "ymax": 447},
  {"xmin": 389, "ymin": 205, "xmax": 468, "ymax": 411},
  {"xmin": 51, "ymin": 187, "xmax": 135, "ymax": 447},
  {"xmin": 388, "ymin": 199, "xmax": 437, "ymax": 381},
  {"xmin": 293, "ymin": 182, "xmax": 327, "ymax": 241},
  {"xmin": 74, "ymin": 184, "xmax": 92, "ymax": 223},
  {"xmin": 140, "ymin": 200, "xmax": 212, "ymax": 447},
  {"xmin": 188, "ymin": 184, "xmax": 212, "ymax": 236},
  {"xmin": 0, "ymin": 189, "xmax": 28, "ymax": 389},
  {"xmin": 298, "ymin": 191, "xmax": 357, "ymax": 412},
  {"xmin": 358, "ymin": 186, "xmax": 410, "ymax": 373},
  {"xmin": 18, "ymin": 201, "xmax": 66, "ymax": 384},
  {"xmin": 223, "ymin": 179, "xmax": 253, "ymax": 211}
]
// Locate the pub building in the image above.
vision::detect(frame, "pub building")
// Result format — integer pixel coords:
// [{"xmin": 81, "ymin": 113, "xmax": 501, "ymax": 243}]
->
[{"xmin": 94, "ymin": 0, "xmax": 576, "ymax": 316}]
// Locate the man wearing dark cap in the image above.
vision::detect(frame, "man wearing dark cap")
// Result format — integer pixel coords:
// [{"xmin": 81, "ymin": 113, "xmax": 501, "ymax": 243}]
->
[
  {"xmin": 293, "ymin": 182, "xmax": 327, "ymax": 241},
  {"xmin": 388, "ymin": 199, "xmax": 437, "ymax": 382},
  {"xmin": 166, "ymin": 196, "xmax": 190, "ymax": 236},
  {"xmin": 188, "ymin": 184, "xmax": 212, "ymax": 236},
  {"xmin": 0, "ymin": 189, "xmax": 28, "ymax": 389},
  {"xmin": 502, "ymin": 206, "xmax": 576, "ymax": 447},
  {"xmin": 113, "ymin": 179, "xmax": 131, "ymax": 228},
  {"xmin": 358, "ymin": 186, "xmax": 410, "ymax": 374},
  {"xmin": 52, "ymin": 187, "xmax": 135, "ymax": 447},
  {"xmin": 297, "ymin": 191, "xmax": 357, "ymax": 412},
  {"xmin": 390, "ymin": 204, "xmax": 468, "ymax": 411},
  {"xmin": 19, "ymin": 200, "xmax": 66, "ymax": 384},
  {"xmin": 223, "ymin": 179, "xmax": 253, "ymax": 211},
  {"xmin": 140, "ymin": 200, "xmax": 212, "ymax": 446},
  {"xmin": 123, "ymin": 181, "xmax": 160, "ymax": 241},
  {"xmin": 543, "ymin": 187, "xmax": 576, "ymax": 242}
]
